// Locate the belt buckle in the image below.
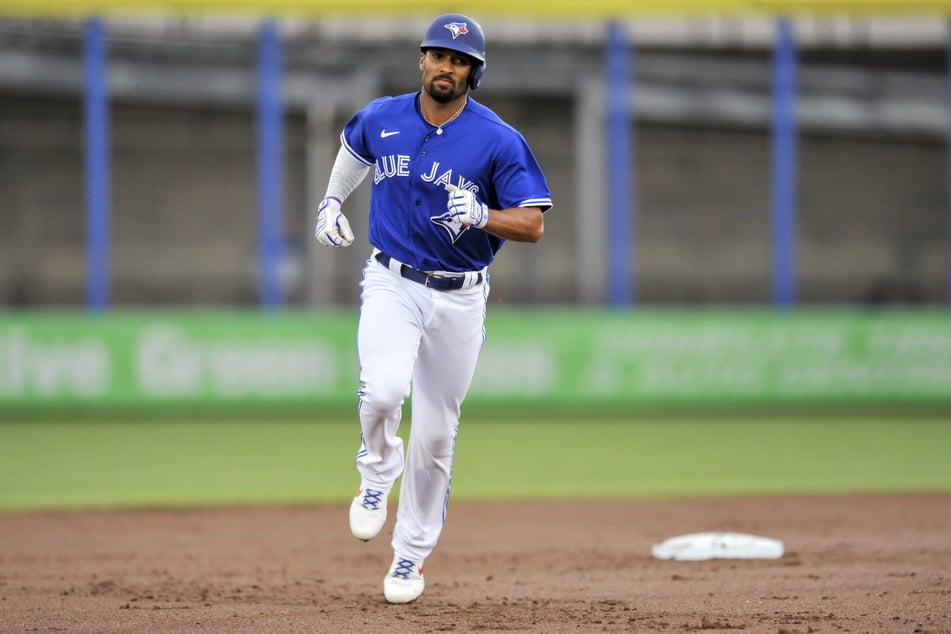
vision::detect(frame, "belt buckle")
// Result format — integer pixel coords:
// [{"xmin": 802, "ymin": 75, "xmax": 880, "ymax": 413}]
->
[{"xmin": 426, "ymin": 273, "xmax": 453, "ymax": 290}]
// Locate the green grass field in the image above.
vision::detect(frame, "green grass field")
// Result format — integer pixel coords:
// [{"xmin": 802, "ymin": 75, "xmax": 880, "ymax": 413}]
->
[{"xmin": 1, "ymin": 416, "xmax": 949, "ymax": 512}]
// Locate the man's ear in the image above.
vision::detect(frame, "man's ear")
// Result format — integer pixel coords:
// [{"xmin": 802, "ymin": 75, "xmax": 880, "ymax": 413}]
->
[{"xmin": 419, "ymin": 52, "xmax": 426, "ymax": 71}]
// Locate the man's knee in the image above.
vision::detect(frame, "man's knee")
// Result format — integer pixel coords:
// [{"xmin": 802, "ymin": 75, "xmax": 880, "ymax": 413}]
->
[{"xmin": 358, "ymin": 380, "xmax": 408, "ymax": 417}]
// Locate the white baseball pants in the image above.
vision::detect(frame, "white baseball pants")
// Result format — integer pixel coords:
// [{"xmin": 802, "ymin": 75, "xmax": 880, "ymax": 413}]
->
[{"xmin": 354, "ymin": 253, "xmax": 488, "ymax": 562}]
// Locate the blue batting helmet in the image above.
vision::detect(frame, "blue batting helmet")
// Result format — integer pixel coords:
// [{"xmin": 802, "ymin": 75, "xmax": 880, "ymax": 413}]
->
[{"xmin": 420, "ymin": 13, "xmax": 486, "ymax": 90}]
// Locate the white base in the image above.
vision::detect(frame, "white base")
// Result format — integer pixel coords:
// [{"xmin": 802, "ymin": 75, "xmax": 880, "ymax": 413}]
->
[{"xmin": 651, "ymin": 532, "xmax": 784, "ymax": 561}]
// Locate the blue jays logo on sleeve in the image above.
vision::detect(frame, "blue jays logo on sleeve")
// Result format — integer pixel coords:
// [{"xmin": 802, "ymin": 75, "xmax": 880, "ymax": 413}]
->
[{"xmin": 444, "ymin": 22, "xmax": 469, "ymax": 39}]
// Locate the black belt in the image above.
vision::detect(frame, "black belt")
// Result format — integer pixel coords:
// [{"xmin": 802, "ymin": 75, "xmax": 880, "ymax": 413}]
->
[{"xmin": 375, "ymin": 252, "xmax": 482, "ymax": 291}]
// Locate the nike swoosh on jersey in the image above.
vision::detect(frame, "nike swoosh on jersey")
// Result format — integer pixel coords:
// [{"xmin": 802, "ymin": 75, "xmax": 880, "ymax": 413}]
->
[{"xmin": 380, "ymin": 129, "xmax": 401, "ymax": 138}]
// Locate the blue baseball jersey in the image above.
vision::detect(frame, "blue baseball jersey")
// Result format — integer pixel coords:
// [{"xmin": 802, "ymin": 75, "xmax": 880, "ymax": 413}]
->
[{"xmin": 341, "ymin": 92, "xmax": 552, "ymax": 272}]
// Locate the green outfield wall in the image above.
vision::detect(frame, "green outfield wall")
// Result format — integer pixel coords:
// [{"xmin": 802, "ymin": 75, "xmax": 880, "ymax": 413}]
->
[{"xmin": 1, "ymin": 309, "xmax": 949, "ymax": 417}]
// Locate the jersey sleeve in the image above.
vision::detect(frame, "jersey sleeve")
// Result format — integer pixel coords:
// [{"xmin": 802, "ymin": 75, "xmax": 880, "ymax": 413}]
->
[
  {"xmin": 492, "ymin": 133, "xmax": 553, "ymax": 213},
  {"xmin": 340, "ymin": 107, "xmax": 376, "ymax": 167}
]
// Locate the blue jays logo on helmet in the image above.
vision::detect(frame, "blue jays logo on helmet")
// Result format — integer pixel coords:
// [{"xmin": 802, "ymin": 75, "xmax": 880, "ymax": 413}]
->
[
  {"xmin": 420, "ymin": 13, "xmax": 486, "ymax": 90},
  {"xmin": 444, "ymin": 22, "xmax": 469, "ymax": 39}
]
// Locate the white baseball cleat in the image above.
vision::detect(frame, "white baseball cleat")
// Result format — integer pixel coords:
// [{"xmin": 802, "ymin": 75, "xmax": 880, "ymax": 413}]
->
[
  {"xmin": 349, "ymin": 487, "xmax": 387, "ymax": 541},
  {"xmin": 383, "ymin": 555, "xmax": 425, "ymax": 604}
]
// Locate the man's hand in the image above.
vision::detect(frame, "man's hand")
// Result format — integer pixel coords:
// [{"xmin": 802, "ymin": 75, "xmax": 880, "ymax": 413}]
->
[
  {"xmin": 315, "ymin": 197, "xmax": 354, "ymax": 247},
  {"xmin": 447, "ymin": 187, "xmax": 489, "ymax": 229}
]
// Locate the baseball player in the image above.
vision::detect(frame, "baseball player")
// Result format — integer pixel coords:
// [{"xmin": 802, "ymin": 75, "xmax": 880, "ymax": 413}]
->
[{"xmin": 315, "ymin": 13, "xmax": 552, "ymax": 604}]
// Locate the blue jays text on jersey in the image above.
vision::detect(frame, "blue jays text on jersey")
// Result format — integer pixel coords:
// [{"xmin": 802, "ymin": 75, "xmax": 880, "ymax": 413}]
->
[{"xmin": 340, "ymin": 92, "xmax": 552, "ymax": 273}]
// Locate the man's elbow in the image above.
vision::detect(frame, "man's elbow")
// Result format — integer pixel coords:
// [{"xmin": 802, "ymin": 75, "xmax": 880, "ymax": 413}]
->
[
  {"xmin": 525, "ymin": 209, "xmax": 544, "ymax": 243},
  {"xmin": 527, "ymin": 219, "xmax": 544, "ymax": 243}
]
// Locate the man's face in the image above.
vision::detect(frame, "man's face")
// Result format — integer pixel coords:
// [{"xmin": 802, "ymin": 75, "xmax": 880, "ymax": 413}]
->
[{"xmin": 419, "ymin": 48, "xmax": 473, "ymax": 103}]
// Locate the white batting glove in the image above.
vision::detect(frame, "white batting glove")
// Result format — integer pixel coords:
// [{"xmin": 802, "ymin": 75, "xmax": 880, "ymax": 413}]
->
[
  {"xmin": 315, "ymin": 196, "xmax": 354, "ymax": 248},
  {"xmin": 447, "ymin": 188, "xmax": 489, "ymax": 229}
]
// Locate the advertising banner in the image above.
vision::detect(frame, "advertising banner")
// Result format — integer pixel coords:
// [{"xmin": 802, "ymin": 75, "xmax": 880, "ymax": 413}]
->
[{"xmin": 1, "ymin": 309, "xmax": 949, "ymax": 415}]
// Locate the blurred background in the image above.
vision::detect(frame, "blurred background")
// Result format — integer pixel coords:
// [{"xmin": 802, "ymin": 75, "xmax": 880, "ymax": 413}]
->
[
  {"xmin": 1, "ymin": 2, "xmax": 950, "ymax": 511},
  {"xmin": 1, "ymin": 4, "xmax": 948, "ymax": 309},
  {"xmin": 1, "ymin": 2, "xmax": 950, "ymax": 422}
]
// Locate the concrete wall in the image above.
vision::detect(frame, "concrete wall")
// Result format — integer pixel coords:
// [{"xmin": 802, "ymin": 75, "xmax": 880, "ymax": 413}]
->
[{"xmin": 0, "ymin": 90, "xmax": 945, "ymax": 307}]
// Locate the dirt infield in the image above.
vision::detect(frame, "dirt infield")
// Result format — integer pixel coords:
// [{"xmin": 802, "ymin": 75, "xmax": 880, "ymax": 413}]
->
[{"xmin": 1, "ymin": 494, "xmax": 949, "ymax": 633}]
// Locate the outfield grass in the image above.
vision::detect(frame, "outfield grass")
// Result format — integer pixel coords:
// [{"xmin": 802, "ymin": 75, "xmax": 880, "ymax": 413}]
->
[{"xmin": 0, "ymin": 416, "xmax": 949, "ymax": 512}]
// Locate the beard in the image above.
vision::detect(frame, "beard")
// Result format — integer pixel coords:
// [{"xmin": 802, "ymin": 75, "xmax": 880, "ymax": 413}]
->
[{"xmin": 425, "ymin": 75, "xmax": 465, "ymax": 103}]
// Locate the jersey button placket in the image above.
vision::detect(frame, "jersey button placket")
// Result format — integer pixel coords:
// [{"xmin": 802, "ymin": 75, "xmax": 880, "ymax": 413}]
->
[{"xmin": 407, "ymin": 134, "xmax": 432, "ymax": 254}]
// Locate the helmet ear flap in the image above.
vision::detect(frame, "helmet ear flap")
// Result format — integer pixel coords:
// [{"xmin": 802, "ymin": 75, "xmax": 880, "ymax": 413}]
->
[{"xmin": 470, "ymin": 62, "xmax": 485, "ymax": 91}]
